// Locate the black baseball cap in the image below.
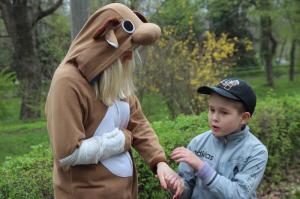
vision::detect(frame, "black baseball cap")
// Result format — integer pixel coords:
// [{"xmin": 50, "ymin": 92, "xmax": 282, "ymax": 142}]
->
[{"xmin": 197, "ymin": 78, "xmax": 256, "ymax": 115}]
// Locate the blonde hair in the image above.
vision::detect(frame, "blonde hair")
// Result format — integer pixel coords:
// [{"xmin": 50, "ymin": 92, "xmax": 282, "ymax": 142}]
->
[{"xmin": 93, "ymin": 56, "xmax": 136, "ymax": 106}]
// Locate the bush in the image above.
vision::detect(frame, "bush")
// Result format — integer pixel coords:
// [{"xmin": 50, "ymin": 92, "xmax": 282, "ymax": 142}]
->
[
  {"xmin": 138, "ymin": 30, "xmax": 237, "ymax": 117},
  {"xmin": 135, "ymin": 114, "xmax": 209, "ymax": 198},
  {"xmin": 251, "ymin": 95, "xmax": 300, "ymax": 184},
  {"xmin": 0, "ymin": 95, "xmax": 299, "ymax": 198},
  {"xmin": 0, "ymin": 115, "xmax": 207, "ymax": 199},
  {"xmin": 0, "ymin": 144, "xmax": 53, "ymax": 199}
]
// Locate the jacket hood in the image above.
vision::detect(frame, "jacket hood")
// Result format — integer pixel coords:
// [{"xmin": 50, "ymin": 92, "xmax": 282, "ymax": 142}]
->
[{"xmin": 62, "ymin": 3, "xmax": 161, "ymax": 82}]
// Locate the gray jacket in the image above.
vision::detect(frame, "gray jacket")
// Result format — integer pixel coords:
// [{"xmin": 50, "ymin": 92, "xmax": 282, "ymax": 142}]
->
[{"xmin": 178, "ymin": 125, "xmax": 268, "ymax": 199}]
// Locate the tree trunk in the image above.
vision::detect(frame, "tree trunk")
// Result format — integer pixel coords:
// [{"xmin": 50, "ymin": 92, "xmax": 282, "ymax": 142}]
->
[
  {"xmin": 70, "ymin": 0, "xmax": 90, "ymax": 40},
  {"xmin": 289, "ymin": 39, "xmax": 296, "ymax": 81},
  {"xmin": 0, "ymin": 0, "xmax": 63, "ymax": 120},
  {"xmin": 166, "ymin": 98, "xmax": 178, "ymax": 119},
  {"xmin": 13, "ymin": 21, "xmax": 42, "ymax": 120},
  {"xmin": 1, "ymin": 2, "xmax": 41, "ymax": 120},
  {"xmin": 260, "ymin": 17, "xmax": 273, "ymax": 87},
  {"xmin": 259, "ymin": 0, "xmax": 276, "ymax": 87}
]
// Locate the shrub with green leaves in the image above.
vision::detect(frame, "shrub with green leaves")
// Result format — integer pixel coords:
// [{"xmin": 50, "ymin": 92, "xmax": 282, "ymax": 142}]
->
[
  {"xmin": 0, "ymin": 144, "xmax": 53, "ymax": 199},
  {"xmin": 135, "ymin": 114, "xmax": 209, "ymax": 198},
  {"xmin": 251, "ymin": 95, "xmax": 300, "ymax": 183},
  {"xmin": 0, "ymin": 68, "xmax": 16, "ymax": 120},
  {"xmin": 0, "ymin": 115, "xmax": 208, "ymax": 199},
  {"xmin": 0, "ymin": 94, "xmax": 299, "ymax": 198}
]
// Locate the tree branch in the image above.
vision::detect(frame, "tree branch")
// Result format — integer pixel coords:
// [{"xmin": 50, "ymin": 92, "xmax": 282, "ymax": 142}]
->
[{"xmin": 32, "ymin": 0, "xmax": 63, "ymax": 25}]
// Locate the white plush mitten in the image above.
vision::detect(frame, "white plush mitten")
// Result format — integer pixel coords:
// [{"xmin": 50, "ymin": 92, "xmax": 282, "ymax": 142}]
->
[
  {"xmin": 59, "ymin": 128, "xmax": 125, "ymax": 166},
  {"xmin": 97, "ymin": 128, "xmax": 125, "ymax": 160}
]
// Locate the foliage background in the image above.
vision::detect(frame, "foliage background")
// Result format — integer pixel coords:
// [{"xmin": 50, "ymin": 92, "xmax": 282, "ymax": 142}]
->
[
  {"xmin": 0, "ymin": 0, "xmax": 300, "ymax": 198},
  {"xmin": 1, "ymin": 94, "xmax": 300, "ymax": 198}
]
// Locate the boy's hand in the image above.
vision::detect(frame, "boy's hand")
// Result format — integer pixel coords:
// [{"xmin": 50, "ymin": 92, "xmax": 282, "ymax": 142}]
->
[
  {"xmin": 171, "ymin": 147, "xmax": 204, "ymax": 170},
  {"xmin": 165, "ymin": 173, "xmax": 184, "ymax": 199}
]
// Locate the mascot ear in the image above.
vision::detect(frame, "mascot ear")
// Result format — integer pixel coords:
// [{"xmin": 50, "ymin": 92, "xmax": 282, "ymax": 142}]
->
[
  {"xmin": 93, "ymin": 17, "xmax": 120, "ymax": 48},
  {"xmin": 134, "ymin": 11, "xmax": 148, "ymax": 23}
]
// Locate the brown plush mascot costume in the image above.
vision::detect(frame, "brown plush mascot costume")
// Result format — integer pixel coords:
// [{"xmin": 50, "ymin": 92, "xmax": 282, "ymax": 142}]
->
[{"xmin": 45, "ymin": 3, "xmax": 166, "ymax": 199}]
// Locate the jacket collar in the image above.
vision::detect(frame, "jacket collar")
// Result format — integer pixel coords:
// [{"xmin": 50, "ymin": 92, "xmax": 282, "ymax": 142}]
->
[{"xmin": 214, "ymin": 125, "xmax": 249, "ymax": 144}]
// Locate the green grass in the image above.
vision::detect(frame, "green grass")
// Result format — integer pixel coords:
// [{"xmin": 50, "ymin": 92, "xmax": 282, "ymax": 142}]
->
[
  {"xmin": 232, "ymin": 65, "xmax": 300, "ymax": 99},
  {"xmin": 244, "ymin": 74, "xmax": 300, "ymax": 99},
  {"xmin": 0, "ymin": 120, "xmax": 46, "ymax": 133},
  {"xmin": 232, "ymin": 64, "xmax": 300, "ymax": 78},
  {"xmin": 0, "ymin": 121, "xmax": 49, "ymax": 164},
  {"xmin": 0, "ymin": 96, "xmax": 48, "ymax": 164},
  {"xmin": 0, "ymin": 90, "xmax": 48, "ymax": 164}
]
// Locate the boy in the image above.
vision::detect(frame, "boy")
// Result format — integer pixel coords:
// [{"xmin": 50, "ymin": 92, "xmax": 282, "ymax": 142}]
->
[{"xmin": 169, "ymin": 78, "xmax": 268, "ymax": 199}]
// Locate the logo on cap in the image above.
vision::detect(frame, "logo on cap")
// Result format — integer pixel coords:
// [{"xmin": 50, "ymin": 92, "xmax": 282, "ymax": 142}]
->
[{"xmin": 219, "ymin": 79, "xmax": 240, "ymax": 90}]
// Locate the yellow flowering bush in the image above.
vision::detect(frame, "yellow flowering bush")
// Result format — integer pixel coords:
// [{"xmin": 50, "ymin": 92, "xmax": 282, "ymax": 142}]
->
[{"xmin": 136, "ymin": 25, "xmax": 237, "ymax": 116}]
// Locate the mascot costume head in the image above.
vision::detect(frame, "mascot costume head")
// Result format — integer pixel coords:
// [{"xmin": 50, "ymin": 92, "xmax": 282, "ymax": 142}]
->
[{"xmin": 63, "ymin": 3, "xmax": 161, "ymax": 82}]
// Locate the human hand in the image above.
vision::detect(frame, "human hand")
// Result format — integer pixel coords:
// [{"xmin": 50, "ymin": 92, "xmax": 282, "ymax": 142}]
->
[
  {"xmin": 165, "ymin": 172, "xmax": 184, "ymax": 199},
  {"xmin": 155, "ymin": 162, "xmax": 177, "ymax": 190},
  {"xmin": 171, "ymin": 147, "xmax": 204, "ymax": 170}
]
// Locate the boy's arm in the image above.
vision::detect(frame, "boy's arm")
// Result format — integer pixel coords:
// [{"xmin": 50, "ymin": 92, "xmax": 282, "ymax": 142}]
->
[
  {"xmin": 176, "ymin": 140, "xmax": 199, "ymax": 199},
  {"xmin": 177, "ymin": 162, "xmax": 196, "ymax": 199},
  {"xmin": 198, "ymin": 145, "xmax": 268, "ymax": 199}
]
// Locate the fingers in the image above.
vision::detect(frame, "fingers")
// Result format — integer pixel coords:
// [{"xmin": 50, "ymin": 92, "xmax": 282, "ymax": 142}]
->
[
  {"xmin": 165, "ymin": 173, "xmax": 184, "ymax": 199},
  {"xmin": 165, "ymin": 173, "xmax": 177, "ymax": 189},
  {"xmin": 156, "ymin": 162, "xmax": 169, "ymax": 190},
  {"xmin": 157, "ymin": 162, "xmax": 179, "ymax": 190},
  {"xmin": 173, "ymin": 178, "xmax": 183, "ymax": 199},
  {"xmin": 173, "ymin": 188, "xmax": 180, "ymax": 199},
  {"xmin": 173, "ymin": 157, "xmax": 187, "ymax": 163},
  {"xmin": 171, "ymin": 147, "xmax": 189, "ymax": 162},
  {"xmin": 171, "ymin": 147, "xmax": 188, "ymax": 157},
  {"xmin": 157, "ymin": 171, "xmax": 168, "ymax": 190}
]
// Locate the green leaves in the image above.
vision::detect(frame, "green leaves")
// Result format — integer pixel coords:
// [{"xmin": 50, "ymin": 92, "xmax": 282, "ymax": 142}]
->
[
  {"xmin": 251, "ymin": 94, "xmax": 300, "ymax": 183},
  {"xmin": 0, "ymin": 94, "xmax": 299, "ymax": 197},
  {"xmin": 0, "ymin": 68, "xmax": 16, "ymax": 120},
  {"xmin": 0, "ymin": 144, "xmax": 53, "ymax": 199}
]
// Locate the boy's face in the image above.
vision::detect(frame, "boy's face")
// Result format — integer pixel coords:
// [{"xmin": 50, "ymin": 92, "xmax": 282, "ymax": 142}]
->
[{"xmin": 208, "ymin": 93, "xmax": 250, "ymax": 137}]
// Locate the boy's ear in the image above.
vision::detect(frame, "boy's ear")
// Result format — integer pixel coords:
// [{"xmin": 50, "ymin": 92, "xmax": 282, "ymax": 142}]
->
[{"xmin": 241, "ymin": 112, "xmax": 251, "ymax": 125}]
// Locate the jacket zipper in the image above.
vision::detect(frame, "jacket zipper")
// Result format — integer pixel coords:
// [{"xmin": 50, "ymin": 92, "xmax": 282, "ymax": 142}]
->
[{"xmin": 216, "ymin": 137, "xmax": 228, "ymax": 172}]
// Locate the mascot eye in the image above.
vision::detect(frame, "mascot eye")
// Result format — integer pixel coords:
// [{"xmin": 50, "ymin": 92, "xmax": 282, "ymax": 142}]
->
[{"xmin": 122, "ymin": 20, "xmax": 135, "ymax": 33}]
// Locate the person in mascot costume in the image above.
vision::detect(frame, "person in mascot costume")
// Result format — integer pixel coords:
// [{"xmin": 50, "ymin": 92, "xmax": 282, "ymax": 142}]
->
[{"xmin": 45, "ymin": 3, "xmax": 183, "ymax": 199}]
